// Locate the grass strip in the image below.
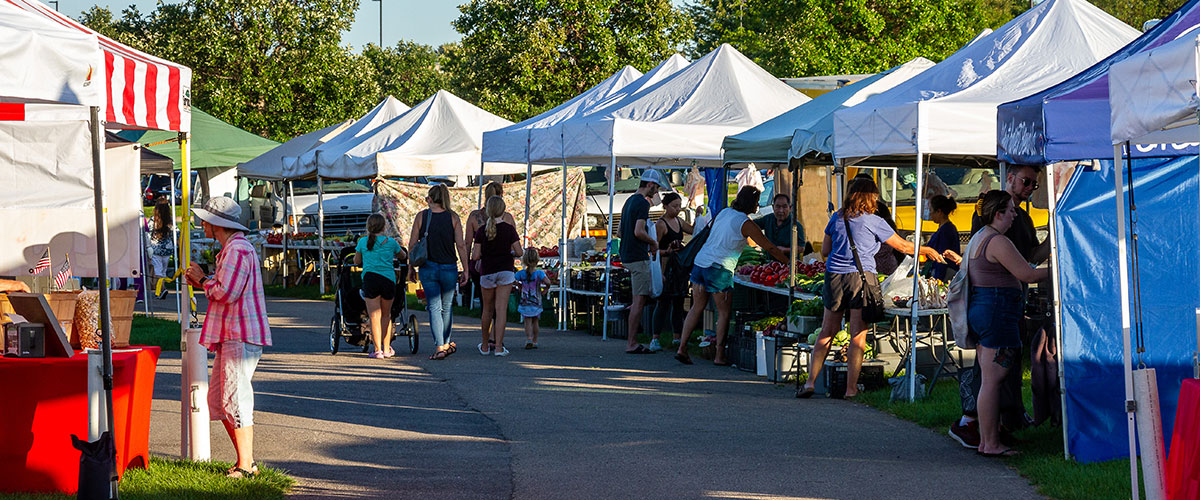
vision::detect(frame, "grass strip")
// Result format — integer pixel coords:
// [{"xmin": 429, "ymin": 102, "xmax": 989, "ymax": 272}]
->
[
  {"xmin": 130, "ymin": 315, "xmax": 182, "ymax": 352},
  {"xmin": 0, "ymin": 457, "xmax": 292, "ymax": 500}
]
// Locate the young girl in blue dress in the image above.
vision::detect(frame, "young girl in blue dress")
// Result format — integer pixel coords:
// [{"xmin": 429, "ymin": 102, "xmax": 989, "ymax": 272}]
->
[{"xmin": 514, "ymin": 250, "xmax": 551, "ymax": 349}]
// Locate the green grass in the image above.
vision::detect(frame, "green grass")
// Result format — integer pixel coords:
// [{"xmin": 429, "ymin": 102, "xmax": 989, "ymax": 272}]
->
[
  {"xmin": 263, "ymin": 284, "xmax": 334, "ymax": 301},
  {"xmin": 130, "ymin": 315, "xmax": 183, "ymax": 352},
  {"xmin": 0, "ymin": 457, "xmax": 292, "ymax": 500},
  {"xmin": 855, "ymin": 372, "xmax": 1140, "ymax": 500}
]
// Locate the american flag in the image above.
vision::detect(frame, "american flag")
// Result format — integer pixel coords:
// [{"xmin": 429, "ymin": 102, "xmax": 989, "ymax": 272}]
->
[
  {"xmin": 53, "ymin": 255, "xmax": 71, "ymax": 289},
  {"xmin": 31, "ymin": 248, "xmax": 51, "ymax": 275}
]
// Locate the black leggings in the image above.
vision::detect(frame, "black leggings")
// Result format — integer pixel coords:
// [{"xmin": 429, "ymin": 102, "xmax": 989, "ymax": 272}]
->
[{"xmin": 650, "ymin": 295, "xmax": 685, "ymax": 339}]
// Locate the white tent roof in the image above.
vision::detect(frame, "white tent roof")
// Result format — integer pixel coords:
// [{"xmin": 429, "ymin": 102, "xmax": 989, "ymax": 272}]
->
[
  {"xmin": 288, "ymin": 96, "xmax": 409, "ymax": 178},
  {"xmin": 0, "ymin": 1, "xmax": 103, "ymax": 108},
  {"xmin": 833, "ymin": 0, "xmax": 1138, "ymax": 162},
  {"xmin": 720, "ymin": 58, "xmax": 934, "ymax": 165},
  {"xmin": 482, "ymin": 66, "xmax": 643, "ymax": 164},
  {"xmin": 1109, "ymin": 30, "xmax": 1200, "ymax": 146},
  {"xmin": 550, "ymin": 45, "xmax": 808, "ymax": 167},
  {"xmin": 527, "ymin": 54, "xmax": 690, "ymax": 164},
  {"xmin": 236, "ymin": 120, "xmax": 353, "ymax": 180},
  {"xmin": 319, "ymin": 89, "xmax": 522, "ymax": 179}
]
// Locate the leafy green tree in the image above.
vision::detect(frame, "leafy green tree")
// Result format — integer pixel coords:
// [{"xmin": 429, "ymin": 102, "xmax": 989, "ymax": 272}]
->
[
  {"xmin": 1092, "ymin": 0, "xmax": 1178, "ymax": 30},
  {"xmin": 81, "ymin": 0, "xmax": 379, "ymax": 141},
  {"xmin": 448, "ymin": 0, "xmax": 694, "ymax": 121},
  {"xmin": 362, "ymin": 41, "xmax": 450, "ymax": 108},
  {"xmin": 686, "ymin": 0, "xmax": 1003, "ymax": 77}
]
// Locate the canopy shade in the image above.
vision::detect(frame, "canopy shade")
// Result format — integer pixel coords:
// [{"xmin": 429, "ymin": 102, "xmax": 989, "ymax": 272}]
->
[
  {"xmin": 237, "ymin": 120, "xmax": 353, "ymax": 180},
  {"xmin": 5, "ymin": 0, "xmax": 192, "ymax": 132},
  {"xmin": 999, "ymin": 0, "xmax": 1200, "ymax": 164},
  {"xmin": 289, "ymin": 96, "xmax": 409, "ymax": 179},
  {"xmin": 0, "ymin": 1, "xmax": 102, "ymax": 108},
  {"xmin": 482, "ymin": 66, "xmax": 643, "ymax": 165},
  {"xmin": 319, "ymin": 89, "xmax": 523, "ymax": 179},
  {"xmin": 528, "ymin": 54, "xmax": 690, "ymax": 165},
  {"xmin": 721, "ymin": 57, "xmax": 934, "ymax": 165},
  {"xmin": 552, "ymin": 44, "xmax": 808, "ymax": 167},
  {"xmin": 117, "ymin": 108, "xmax": 279, "ymax": 170},
  {"xmin": 1109, "ymin": 27, "xmax": 1200, "ymax": 147},
  {"xmin": 833, "ymin": 0, "xmax": 1137, "ymax": 162}
]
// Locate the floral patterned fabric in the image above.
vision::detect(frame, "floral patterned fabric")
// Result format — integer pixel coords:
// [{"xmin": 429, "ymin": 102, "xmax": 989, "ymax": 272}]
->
[{"xmin": 373, "ymin": 169, "xmax": 587, "ymax": 268}]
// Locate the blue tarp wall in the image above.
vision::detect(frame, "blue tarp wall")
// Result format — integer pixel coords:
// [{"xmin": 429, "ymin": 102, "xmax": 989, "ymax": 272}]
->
[{"xmin": 1056, "ymin": 156, "xmax": 1199, "ymax": 463}]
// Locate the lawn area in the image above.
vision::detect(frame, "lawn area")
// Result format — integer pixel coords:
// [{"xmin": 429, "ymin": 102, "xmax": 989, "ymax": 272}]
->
[
  {"xmin": 854, "ymin": 373, "xmax": 1140, "ymax": 500},
  {"xmin": 0, "ymin": 457, "xmax": 292, "ymax": 500},
  {"xmin": 130, "ymin": 315, "xmax": 183, "ymax": 352},
  {"xmin": 263, "ymin": 284, "xmax": 334, "ymax": 301}
]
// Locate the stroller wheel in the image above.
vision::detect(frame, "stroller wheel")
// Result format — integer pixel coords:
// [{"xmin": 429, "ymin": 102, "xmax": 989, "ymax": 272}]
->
[
  {"xmin": 329, "ymin": 316, "xmax": 341, "ymax": 355},
  {"xmin": 408, "ymin": 314, "xmax": 419, "ymax": 354}
]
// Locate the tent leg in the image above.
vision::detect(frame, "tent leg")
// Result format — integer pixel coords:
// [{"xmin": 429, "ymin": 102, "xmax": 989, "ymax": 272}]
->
[
  {"xmin": 1043, "ymin": 163, "xmax": 1071, "ymax": 460},
  {"xmin": 1113, "ymin": 144, "xmax": 1141, "ymax": 500},
  {"xmin": 524, "ymin": 139, "xmax": 533, "ymax": 243},
  {"xmin": 891, "ymin": 167, "xmax": 898, "ymax": 218},
  {"xmin": 560, "ymin": 161, "xmax": 568, "ymax": 331},
  {"xmin": 908, "ymin": 154, "xmax": 925, "ymax": 402},
  {"xmin": 138, "ymin": 210, "xmax": 150, "ymax": 316},
  {"xmin": 602, "ymin": 152, "xmax": 615, "ymax": 342},
  {"xmin": 317, "ymin": 176, "xmax": 326, "ymax": 295},
  {"xmin": 88, "ymin": 107, "xmax": 118, "ymax": 499},
  {"xmin": 282, "ymin": 182, "xmax": 290, "ymax": 289}
]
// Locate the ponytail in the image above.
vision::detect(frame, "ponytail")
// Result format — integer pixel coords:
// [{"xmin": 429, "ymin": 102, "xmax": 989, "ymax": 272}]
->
[
  {"xmin": 484, "ymin": 195, "xmax": 505, "ymax": 241},
  {"xmin": 366, "ymin": 213, "xmax": 386, "ymax": 250}
]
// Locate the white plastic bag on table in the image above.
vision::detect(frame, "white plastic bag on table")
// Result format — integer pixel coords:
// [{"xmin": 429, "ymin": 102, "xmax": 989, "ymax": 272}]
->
[{"xmin": 880, "ymin": 256, "xmax": 916, "ymax": 299}]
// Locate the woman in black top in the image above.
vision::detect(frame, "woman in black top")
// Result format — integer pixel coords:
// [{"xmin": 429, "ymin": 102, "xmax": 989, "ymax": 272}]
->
[
  {"xmin": 649, "ymin": 192, "xmax": 692, "ymax": 352},
  {"xmin": 471, "ymin": 195, "xmax": 524, "ymax": 357},
  {"xmin": 408, "ymin": 184, "xmax": 469, "ymax": 360}
]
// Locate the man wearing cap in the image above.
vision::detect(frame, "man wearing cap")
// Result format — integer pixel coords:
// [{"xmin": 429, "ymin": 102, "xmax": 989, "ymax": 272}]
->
[
  {"xmin": 619, "ymin": 169, "xmax": 670, "ymax": 354},
  {"xmin": 185, "ymin": 196, "xmax": 271, "ymax": 478}
]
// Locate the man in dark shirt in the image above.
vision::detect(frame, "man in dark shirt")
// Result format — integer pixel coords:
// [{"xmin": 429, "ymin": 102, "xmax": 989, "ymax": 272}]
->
[
  {"xmin": 753, "ymin": 193, "xmax": 806, "ymax": 260},
  {"xmin": 951, "ymin": 164, "xmax": 1048, "ymax": 448},
  {"xmin": 618, "ymin": 169, "xmax": 670, "ymax": 354}
]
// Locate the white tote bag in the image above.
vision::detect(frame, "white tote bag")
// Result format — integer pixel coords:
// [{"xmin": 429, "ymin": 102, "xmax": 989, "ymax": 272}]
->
[
  {"xmin": 947, "ymin": 232, "xmax": 983, "ymax": 349},
  {"xmin": 646, "ymin": 219, "xmax": 664, "ymax": 297}
]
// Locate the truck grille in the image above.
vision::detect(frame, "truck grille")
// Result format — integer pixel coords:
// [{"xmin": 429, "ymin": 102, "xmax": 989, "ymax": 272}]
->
[{"xmin": 322, "ymin": 212, "xmax": 371, "ymax": 235}]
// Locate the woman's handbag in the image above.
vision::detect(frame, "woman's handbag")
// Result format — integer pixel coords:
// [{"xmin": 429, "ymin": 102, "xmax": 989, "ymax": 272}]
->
[
  {"xmin": 409, "ymin": 209, "xmax": 433, "ymax": 267},
  {"xmin": 946, "ymin": 231, "xmax": 982, "ymax": 348},
  {"xmin": 677, "ymin": 213, "xmax": 715, "ymax": 269},
  {"xmin": 841, "ymin": 212, "xmax": 887, "ymax": 323}
]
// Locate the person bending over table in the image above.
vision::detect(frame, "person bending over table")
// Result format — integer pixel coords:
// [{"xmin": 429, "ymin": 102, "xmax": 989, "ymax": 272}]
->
[
  {"xmin": 797, "ymin": 177, "xmax": 945, "ymax": 400},
  {"xmin": 674, "ymin": 186, "xmax": 788, "ymax": 366}
]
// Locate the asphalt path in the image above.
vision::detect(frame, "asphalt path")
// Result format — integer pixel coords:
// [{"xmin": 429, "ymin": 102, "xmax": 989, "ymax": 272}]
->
[{"xmin": 145, "ymin": 295, "xmax": 1042, "ymax": 499}]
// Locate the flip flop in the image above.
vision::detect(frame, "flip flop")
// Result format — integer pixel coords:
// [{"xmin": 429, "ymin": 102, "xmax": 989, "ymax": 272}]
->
[
  {"xmin": 712, "ymin": 360, "xmax": 732, "ymax": 366},
  {"xmin": 625, "ymin": 345, "xmax": 653, "ymax": 354},
  {"xmin": 429, "ymin": 350, "xmax": 448, "ymax": 360},
  {"xmin": 795, "ymin": 388, "xmax": 815, "ymax": 399},
  {"xmin": 674, "ymin": 353, "xmax": 693, "ymax": 365},
  {"xmin": 446, "ymin": 342, "xmax": 457, "ymax": 355},
  {"xmin": 975, "ymin": 449, "xmax": 1020, "ymax": 458},
  {"xmin": 478, "ymin": 343, "xmax": 490, "ymax": 355}
]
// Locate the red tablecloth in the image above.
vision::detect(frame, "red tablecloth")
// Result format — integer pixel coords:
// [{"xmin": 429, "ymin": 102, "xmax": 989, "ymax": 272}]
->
[
  {"xmin": 0, "ymin": 346, "xmax": 160, "ymax": 494},
  {"xmin": 1167, "ymin": 378, "xmax": 1200, "ymax": 500}
]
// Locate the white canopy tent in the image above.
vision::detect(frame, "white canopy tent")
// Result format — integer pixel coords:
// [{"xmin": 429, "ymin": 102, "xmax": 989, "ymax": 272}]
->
[
  {"xmin": 832, "ymin": 0, "xmax": 1138, "ymax": 401},
  {"xmin": 1108, "ymin": 30, "xmax": 1200, "ymax": 500},
  {"xmin": 289, "ymin": 96, "xmax": 409, "ymax": 179},
  {"xmin": 551, "ymin": 43, "xmax": 810, "ymax": 340},
  {"xmin": 320, "ymin": 89, "xmax": 522, "ymax": 179},
  {"xmin": 238, "ymin": 120, "xmax": 353, "ymax": 181}
]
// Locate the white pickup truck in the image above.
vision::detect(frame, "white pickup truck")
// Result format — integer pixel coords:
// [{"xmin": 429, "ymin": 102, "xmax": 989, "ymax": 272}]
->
[{"xmin": 245, "ymin": 179, "xmax": 375, "ymax": 235}]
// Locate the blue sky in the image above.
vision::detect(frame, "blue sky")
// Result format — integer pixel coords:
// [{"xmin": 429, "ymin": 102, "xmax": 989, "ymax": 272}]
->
[{"xmin": 59, "ymin": 0, "xmax": 688, "ymax": 50}]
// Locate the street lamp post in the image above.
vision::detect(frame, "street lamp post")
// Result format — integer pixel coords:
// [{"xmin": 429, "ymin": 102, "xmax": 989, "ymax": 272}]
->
[{"xmin": 372, "ymin": 0, "xmax": 382, "ymax": 47}]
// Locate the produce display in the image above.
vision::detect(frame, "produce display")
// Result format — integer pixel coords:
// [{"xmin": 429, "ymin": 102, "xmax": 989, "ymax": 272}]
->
[
  {"xmin": 805, "ymin": 327, "xmax": 877, "ymax": 361},
  {"xmin": 264, "ymin": 232, "xmax": 355, "ymax": 246},
  {"xmin": 787, "ymin": 298, "xmax": 824, "ymax": 324},
  {"xmin": 536, "ymin": 245, "xmax": 560, "ymax": 258},
  {"xmin": 736, "ymin": 261, "xmax": 790, "ymax": 287},
  {"xmin": 749, "ymin": 316, "xmax": 785, "ymax": 337}
]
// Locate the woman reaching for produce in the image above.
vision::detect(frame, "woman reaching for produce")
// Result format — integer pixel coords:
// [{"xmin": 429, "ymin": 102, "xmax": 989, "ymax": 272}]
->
[
  {"xmin": 674, "ymin": 186, "xmax": 788, "ymax": 366},
  {"xmin": 797, "ymin": 177, "xmax": 945, "ymax": 399}
]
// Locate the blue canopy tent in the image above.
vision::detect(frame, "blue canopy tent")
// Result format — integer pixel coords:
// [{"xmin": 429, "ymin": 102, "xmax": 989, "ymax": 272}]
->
[{"xmin": 996, "ymin": 0, "xmax": 1200, "ymax": 473}]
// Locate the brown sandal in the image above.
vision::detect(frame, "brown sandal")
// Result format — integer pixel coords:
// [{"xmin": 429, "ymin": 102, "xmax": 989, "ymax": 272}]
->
[
  {"xmin": 429, "ymin": 349, "xmax": 448, "ymax": 360},
  {"xmin": 446, "ymin": 342, "xmax": 457, "ymax": 355}
]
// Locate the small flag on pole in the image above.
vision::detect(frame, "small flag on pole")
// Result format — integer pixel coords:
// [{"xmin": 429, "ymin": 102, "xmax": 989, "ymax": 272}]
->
[
  {"xmin": 31, "ymin": 248, "xmax": 51, "ymax": 275},
  {"xmin": 53, "ymin": 254, "xmax": 72, "ymax": 289}
]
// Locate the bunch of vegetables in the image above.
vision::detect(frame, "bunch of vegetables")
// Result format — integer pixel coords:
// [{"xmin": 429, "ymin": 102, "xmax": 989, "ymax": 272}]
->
[
  {"xmin": 787, "ymin": 298, "xmax": 824, "ymax": 322},
  {"xmin": 805, "ymin": 327, "xmax": 876, "ymax": 360},
  {"xmin": 737, "ymin": 261, "xmax": 790, "ymax": 287},
  {"xmin": 749, "ymin": 316, "xmax": 785, "ymax": 337},
  {"xmin": 536, "ymin": 245, "xmax": 561, "ymax": 258},
  {"xmin": 737, "ymin": 247, "xmax": 767, "ymax": 267}
]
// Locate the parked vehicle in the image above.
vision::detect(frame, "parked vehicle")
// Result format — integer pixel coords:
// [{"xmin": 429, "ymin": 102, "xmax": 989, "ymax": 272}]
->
[{"xmin": 245, "ymin": 178, "xmax": 375, "ymax": 235}]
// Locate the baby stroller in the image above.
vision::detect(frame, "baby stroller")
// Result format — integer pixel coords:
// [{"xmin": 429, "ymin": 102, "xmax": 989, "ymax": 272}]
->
[{"xmin": 329, "ymin": 246, "xmax": 419, "ymax": 355}]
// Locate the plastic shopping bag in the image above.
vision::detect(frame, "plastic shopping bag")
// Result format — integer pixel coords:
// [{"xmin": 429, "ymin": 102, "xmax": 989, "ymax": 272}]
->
[
  {"xmin": 647, "ymin": 220, "xmax": 664, "ymax": 297},
  {"xmin": 880, "ymin": 256, "xmax": 916, "ymax": 299}
]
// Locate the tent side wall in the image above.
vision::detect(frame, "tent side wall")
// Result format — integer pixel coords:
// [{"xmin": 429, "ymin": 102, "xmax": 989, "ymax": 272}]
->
[{"xmin": 1056, "ymin": 157, "xmax": 1199, "ymax": 462}]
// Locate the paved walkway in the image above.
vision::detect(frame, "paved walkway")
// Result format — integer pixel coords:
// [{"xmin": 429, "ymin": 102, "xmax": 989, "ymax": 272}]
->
[{"xmin": 145, "ymin": 296, "xmax": 1042, "ymax": 499}]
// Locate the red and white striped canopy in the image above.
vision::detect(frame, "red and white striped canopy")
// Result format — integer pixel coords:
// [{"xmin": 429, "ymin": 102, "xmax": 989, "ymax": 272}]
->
[{"xmin": 2, "ymin": 0, "xmax": 192, "ymax": 132}]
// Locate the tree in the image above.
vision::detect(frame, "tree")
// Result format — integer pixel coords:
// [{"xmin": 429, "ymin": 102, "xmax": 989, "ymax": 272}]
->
[
  {"xmin": 81, "ymin": 0, "xmax": 380, "ymax": 142},
  {"xmin": 447, "ymin": 0, "xmax": 694, "ymax": 121},
  {"xmin": 686, "ymin": 0, "xmax": 1002, "ymax": 77},
  {"xmin": 1092, "ymin": 0, "xmax": 1178, "ymax": 30},
  {"xmin": 363, "ymin": 41, "xmax": 450, "ymax": 108}
]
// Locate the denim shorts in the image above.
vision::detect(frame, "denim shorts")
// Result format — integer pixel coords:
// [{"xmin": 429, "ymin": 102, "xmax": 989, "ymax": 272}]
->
[
  {"xmin": 209, "ymin": 340, "xmax": 263, "ymax": 428},
  {"xmin": 690, "ymin": 265, "xmax": 733, "ymax": 293},
  {"xmin": 967, "ymin": 287, "xmax": 1023, "ymax": 349}
]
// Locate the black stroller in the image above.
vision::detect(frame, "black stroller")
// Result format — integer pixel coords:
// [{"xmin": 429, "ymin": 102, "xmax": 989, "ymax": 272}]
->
[{"xmin": 329, "ymin": 246, "xmax": 419, "ymax": 355}]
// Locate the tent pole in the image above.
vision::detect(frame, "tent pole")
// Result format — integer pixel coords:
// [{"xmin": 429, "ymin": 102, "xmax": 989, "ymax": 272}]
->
[
  {"xmin": 88, "ymin": 107, "xmax": 118, "ymax": 498},
  {"xmin": 524, "ymin": 136, "xmax": 533, "ymax": 245},
  {"xmin": 603, "ymin": 150, "xmax": 615, "ymax": 342},
  {"xmin": 559, "ymin": 151, "xmax": 568, "ymax": 331},
  {"xmin": 179, "ymin": 131, "xmax": 197, "ymax": 459},
  {"xmin": 1113, "ymin": 143, "xmax": 1140, "ymax": 500},
  {"xmin": 891, "ymin": 167, "xmax": 898, "ymax": 217},
  {"xmin": 1044, "ymin": 162, "xmax": 1071, "ymax": 459},
  {"xmin": 908, "ymin": 153, "xmax": 925, "ymax": 402},
  {"xmin": 317, "ymin": 175, "xmax": 326, "ymax": 295},
  {"xmin": 282, "ymin": 181, "xmax": 290, "ymax": 289},
  {"xmin": 139, "ymin": 209, "xmax": 150, "ymax": 316}
]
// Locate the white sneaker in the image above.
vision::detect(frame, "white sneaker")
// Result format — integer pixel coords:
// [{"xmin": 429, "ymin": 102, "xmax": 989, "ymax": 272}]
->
[
  {"xmin": 648, "ymin": 338, "xmax": 663, "ymax": 352},
  {"xmin": 494, "ymin": 346, "xmax": 510, "ymax": 357},
  {"xmin": 698, "ymin": 336, "xmax": 713, "ymax": 348}
]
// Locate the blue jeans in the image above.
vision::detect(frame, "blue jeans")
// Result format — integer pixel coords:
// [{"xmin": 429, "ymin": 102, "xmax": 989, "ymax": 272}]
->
[
  {"xmin": 419, "ymin": 262, "xmax": 458, "ymax": 346},
  {"xmin": 967, "ymin": 286, "xmax": 1023, "ymax": 349}
]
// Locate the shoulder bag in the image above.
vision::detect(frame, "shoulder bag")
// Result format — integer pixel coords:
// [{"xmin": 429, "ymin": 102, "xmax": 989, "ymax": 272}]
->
[
  {"xmin": 841, "ymin": 211, "xmax": 887, "ymax": 323},
  {"xmin": 409, "ymin": 209, "xmax": 433, "ymax": 267},
  {"xmin": 677, "ymin": 213, "xmax": 716, "ymax": 269},
  {"xmin": 947, "ymin": 231, "xmax": 985, "ymax": 348}
]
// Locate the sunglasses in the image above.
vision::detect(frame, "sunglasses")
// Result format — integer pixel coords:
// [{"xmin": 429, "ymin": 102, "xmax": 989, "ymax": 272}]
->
[{"xmin": 1019, "ymin": 177, "xmax": 1039, "ymax": 189}]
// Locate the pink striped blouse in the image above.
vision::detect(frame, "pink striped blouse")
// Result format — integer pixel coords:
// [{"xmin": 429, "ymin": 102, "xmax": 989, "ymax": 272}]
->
[{"xmin": 200, "ymin": 233, "xmax": 272, "ymax": 348}]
